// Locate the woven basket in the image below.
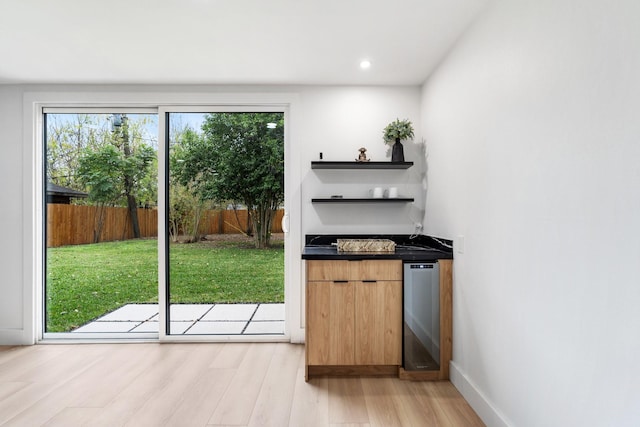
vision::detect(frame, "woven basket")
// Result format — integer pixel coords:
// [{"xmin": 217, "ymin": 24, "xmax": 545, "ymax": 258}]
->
[{"xmin": 336, "ymin": 239, "xmax": 396, "ymax": 253}]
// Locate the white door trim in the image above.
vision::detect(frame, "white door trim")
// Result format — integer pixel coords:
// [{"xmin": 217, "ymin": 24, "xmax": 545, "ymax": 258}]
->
[
  {"xmin": 158, "ymin": 105, "xmax": 297, "ymax": 343},
  {"xmin": 23, "ymin": 90, "xmax": 303, "ymax": 345}
]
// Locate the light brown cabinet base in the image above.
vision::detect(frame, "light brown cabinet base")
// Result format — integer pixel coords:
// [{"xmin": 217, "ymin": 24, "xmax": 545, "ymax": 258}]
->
[
  {"xmin": 307, "ymin": 365, "xmax": 399, "ymax": 378},
  {"xmin": 305, "ymin": 258, "xmax": 453, "ymax": 382}
]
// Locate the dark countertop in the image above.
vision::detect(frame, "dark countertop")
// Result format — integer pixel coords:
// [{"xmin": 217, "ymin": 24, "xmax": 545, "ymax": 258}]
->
[{"xmin": 302, "ymin": 234, "xmax": 453, "ymax": 262}]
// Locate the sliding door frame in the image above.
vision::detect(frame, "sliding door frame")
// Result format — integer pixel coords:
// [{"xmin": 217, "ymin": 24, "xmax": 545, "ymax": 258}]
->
[
  {"xmin": 158, "ymin": 105, "xmax": 292, "ymax": 342},
  {"xmin": 40, "ymin": 107, "xmax": 159, "ymax": 341},
  {"xmin": 23, "ymin": 91, "xmax": 303, "ymax": 345}
]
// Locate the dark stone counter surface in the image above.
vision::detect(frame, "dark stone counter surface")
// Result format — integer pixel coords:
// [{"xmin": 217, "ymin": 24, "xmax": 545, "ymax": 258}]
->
[{"xmin": 302, "ymin": 234, "xmax": 453, "ymax": 262}]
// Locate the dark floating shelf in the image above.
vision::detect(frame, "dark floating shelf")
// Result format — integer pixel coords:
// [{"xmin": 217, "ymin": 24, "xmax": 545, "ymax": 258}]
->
[
  {"xmin": 311, "ymin": 161, "xmax": 413, "ymax": 170},
  {"xmin": 312, "ymin": 197, "xmax": 414, "ymax": 203}
]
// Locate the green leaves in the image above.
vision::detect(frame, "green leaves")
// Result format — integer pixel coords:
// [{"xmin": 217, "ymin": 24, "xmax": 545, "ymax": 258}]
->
[
  {"xmin": 172, "ymin": 112, "xmax": 285, "ymax": 248},
  {"xmin": 47, "ymin": 113, "xmax": 158, "ymax": 206},
  {"xmin": 77, "ymin": 144, "xmax": 123, "ymax": 204},
  {"xmin": 77, "ymin": 140, "xmax": 156, "ymax": 205},
  {"xmin": 383, "ymin": 118, "xmax": 415, "ymax": 144}
]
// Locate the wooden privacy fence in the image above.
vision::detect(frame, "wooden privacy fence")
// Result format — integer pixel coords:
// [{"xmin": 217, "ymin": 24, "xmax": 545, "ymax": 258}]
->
[
  {"xmin": 47, "ymin": 205, "xmax": 284, "ymax": 248},
  {"xmin": 198, "ymin": 208, "xmax": 284, "ymax": 236}
]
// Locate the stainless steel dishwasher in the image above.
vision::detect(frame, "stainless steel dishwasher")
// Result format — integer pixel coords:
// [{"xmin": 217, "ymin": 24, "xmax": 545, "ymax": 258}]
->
[{"xmin": 403, "ymin": 262, "xmax": 440, "ymax": 371}]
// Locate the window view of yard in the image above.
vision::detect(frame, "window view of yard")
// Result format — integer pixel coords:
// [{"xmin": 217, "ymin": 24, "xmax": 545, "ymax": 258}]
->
[
  {"xmin": 45, "ymin": 111, "xmax": 285, "ymax": 334},
  {"xmin": 46, "ymin": 237, "xmax": 283, "ymax": 332},
  {"xmin": 167, "ymin": 111, "xmax": 285, "ymax": 334}
]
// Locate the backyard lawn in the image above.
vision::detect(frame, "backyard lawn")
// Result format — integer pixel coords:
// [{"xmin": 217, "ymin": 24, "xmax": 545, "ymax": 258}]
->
[{"xmin": 46, "ymin": 236, "xmax": 284, "ymax": 332}]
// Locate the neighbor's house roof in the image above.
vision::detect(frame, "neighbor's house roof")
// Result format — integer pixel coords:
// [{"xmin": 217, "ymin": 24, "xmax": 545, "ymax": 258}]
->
[{"xmin": 46, "ymin": 183, "xmax": 88, "ymax": 203}]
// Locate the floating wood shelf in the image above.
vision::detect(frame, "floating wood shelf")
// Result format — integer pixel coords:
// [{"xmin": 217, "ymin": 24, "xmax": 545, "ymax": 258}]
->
[
  {"xmin": 311, "ymin": 161, "xmax": 413, "ymax": 170},
  {"xmin": 312, "ymin": 197, "xmax": 414, "ymax": 203}
]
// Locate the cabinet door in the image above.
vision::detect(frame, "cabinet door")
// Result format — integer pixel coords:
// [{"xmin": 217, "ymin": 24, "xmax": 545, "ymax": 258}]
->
[
  {"xmin": 355, "ymin": 280, "xmax": 402, "ymax": 365},
  {"xmin": 307, "ymin": 280, "xmax": 355, "ymax": 365}
]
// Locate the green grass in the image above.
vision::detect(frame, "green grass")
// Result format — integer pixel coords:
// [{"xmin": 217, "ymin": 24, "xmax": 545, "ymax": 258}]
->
[
  {"xmin": 169, "ymin": 242, "xmax": 284, "ymax": 304},
  {"xmin": 46, "ymin": 238, "xmax": 284, "ymax": 332}
]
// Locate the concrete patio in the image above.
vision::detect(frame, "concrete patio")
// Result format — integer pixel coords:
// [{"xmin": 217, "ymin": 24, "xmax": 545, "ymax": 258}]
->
[{"xmin": 72, "ymin": 303, "xmax": 285, "ymax": 335}]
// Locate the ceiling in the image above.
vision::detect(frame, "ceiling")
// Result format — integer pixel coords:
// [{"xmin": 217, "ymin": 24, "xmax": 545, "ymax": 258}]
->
[{"xmin": 0, "ymin": 0, "xmax": 486, "ymax": 86}]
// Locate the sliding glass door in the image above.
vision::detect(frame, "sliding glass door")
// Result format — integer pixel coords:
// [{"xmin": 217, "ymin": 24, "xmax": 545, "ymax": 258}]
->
[
  {"xmin": 40, "ymin": 104, "xmax": 291, "ymax": 341},
  {"xmin": 163, "ymin": 109, "xmax": 287, "ymax": 338},
  {"xmin": 43, "ymin": 109, "xmax": 159, "ymax": 338}
]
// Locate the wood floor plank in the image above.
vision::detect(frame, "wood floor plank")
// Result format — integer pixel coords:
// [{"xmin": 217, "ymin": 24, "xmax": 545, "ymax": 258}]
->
[
  {"xmin": 0, "ymin": 346, "xmax": 28, "ymax": 366},
  {"xmin": 42, "ymin": 407, "xmax": 101, "ymax": 427},
  {"xmin": 329, "ymin": 424, "xmax": 371, "ymax": 427},
  {"xmin": 209, "ymin": 342, "xmax": 250, "ymax": 369},
  {"xmin": 288, "ymin": 369, "xmax": 330, "ymax": 427},
  {"xmin": 208, "ymin": 343, "xmax": 277, "ymax": 426},
  {"xmin": 124, "ymin": 344, "xmax": 223, "ymax": 427},
  {"xmin": 388, "ymin": 378, "xmax": 440, "ymax": 426},
  {"xmin": 165, "ymin": 368, "xmax": 236, "ymax": 427},
  {"xmin": 0, "ymin": 344, "xmax": 155, "ymax": 426},
  {"xmin": 248, "ymin": 344, "xmax": 303, "ymax": 427},
  {"xmin": 328, "ymin": 377, "xmax": 369, "ymax": 425},
  {"xmin": 73, "ymin": 343, "xmax": 157, "ymax": 408},
  {"xmin": 423, "ymin": 381, "xmax": 485, "ymax": 427},
  {"xmin": 399, "ymin": 380, "xmax": 459, "ymax": 427},
  {"xmin": 0, "ymin": 382, "xmax": 60, "ymax": 426},
  {"xmin": 290, "ymin": 337, "xmax": 323, "ymax": 423},
  {"xmin": 11, "ymin": 344, "xmax": 104, "ymax": 383},
  {"xmin": 0, "ymin": 344, "xmax": 70, "ymax": 381},
  {"xmin": 86, "ymin": 344, "xmax": 194, "ymax": 427},
  {"xmin": 0, "ymin": 343, "xmax": 484, "ymax": 427},
  {"xmin": 0, "ymin": 346, "xmax": 105, "ymax": 425},
  {"xmin": 360, "ymin": 377, "xmax": 404, "ymax": 427},
  {"xmin": 0, "ymin": 381, "xmax": 30, "ymax": 402}
]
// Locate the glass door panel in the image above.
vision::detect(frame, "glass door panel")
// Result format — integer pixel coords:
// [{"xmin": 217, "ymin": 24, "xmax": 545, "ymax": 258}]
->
[
  {"xmin": 166, "ymin": 111, "xmax": 285, "ymax": 336},
  {"xmin": 44, "ymin": 112, "xmax": 158, "ymax": 337}
]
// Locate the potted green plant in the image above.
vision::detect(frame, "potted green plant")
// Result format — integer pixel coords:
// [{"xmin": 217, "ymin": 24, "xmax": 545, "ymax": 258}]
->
[{"xmin": 383, "ymin": 118, "xmax": 414, "ymax": 162}]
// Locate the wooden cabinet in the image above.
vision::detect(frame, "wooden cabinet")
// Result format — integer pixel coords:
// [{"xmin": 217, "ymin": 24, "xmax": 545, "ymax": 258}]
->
[
  {"xmin": 355, "ymin": 279, "xmax": 402, "ymax": 365},
  {"xmin": 307, "ymin": 280, "xmax": 355, "ymax": 365},
  {"xmin": 305, "ymin": 260, "xmax": 402, "ymax": 379}
]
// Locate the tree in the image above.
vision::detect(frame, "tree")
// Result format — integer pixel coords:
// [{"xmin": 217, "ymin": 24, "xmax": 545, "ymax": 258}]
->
[
  {"xmin": 76, "ymin": 145, "xmax": 123, "ymax": 243},
  {"xmin": 111, "ymin": 114, "xmax": 147, "ymax": 238},
  {"xmin": 173, "ymin": 113, "xmax": 284, "ymax": 248},
  {"xmin": 168, "ymin": 128, "xmax": 215, "ymax": 243},
  {"xmin": 46, "ymin": 114, "xmax": 103, "ymax": 190},
  {"xmin": 168, "ymin": 179, "xmax": 213, "ymax": 243},
  {"xmin": 77, "ymin": 140, "xmax": 155, "ymax": 243},
  {"xmin": 46, "ymin": 113, "xmax": 158, "ymax": 209}
]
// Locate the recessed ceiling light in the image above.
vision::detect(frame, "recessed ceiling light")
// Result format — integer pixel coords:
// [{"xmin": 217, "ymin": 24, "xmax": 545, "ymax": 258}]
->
[
  {"xmin": 266, "ymin": 122, "xmax": 277, "ymax": 129},
  {"xmin": 360, "ymin": 60, "xmax": 371, "ymax": 70}
]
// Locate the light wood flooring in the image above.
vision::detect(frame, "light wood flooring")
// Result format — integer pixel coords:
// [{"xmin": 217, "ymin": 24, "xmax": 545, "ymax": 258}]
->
[{"xmin": 0, "ymin": 343, "xmax": 484, "ymax": 426}]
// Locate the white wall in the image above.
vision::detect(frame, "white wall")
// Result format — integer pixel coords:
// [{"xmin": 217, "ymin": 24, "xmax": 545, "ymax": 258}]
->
[
  {"xmin": 421, "ymin": 0, "xmax": 640, "ymax": 425},
  {"xmin": 299, "ymin": 86, "xmax": 425, "ymax": 235},
  {"xmin": 0, "ymin": 84, "xmax": 422, "ymax": 344},
  {"xmin": 0, "ymin": 86, "xmax": 26, "ymax": 343}
]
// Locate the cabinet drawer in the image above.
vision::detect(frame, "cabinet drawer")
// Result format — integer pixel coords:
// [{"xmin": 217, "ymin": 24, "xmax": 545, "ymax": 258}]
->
[
  {"xmin": 356, "ymin": 260, "xmax": 402, "ymax": 281},
  {"xmin": 307, "ymin": 259, "xmax": 402, "ymax": 281},
  {"xmin": 307, "ymin": 260, "xmax": 351, "ymax": 281}
]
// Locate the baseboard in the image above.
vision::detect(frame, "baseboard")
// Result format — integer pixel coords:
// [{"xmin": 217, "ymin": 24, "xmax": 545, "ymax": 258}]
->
[
  {"xmin": 289, "ymin": 326, "xmax": 305, "ymax": 344},
  {"xmin": 0, "ymin": 329, "xmax": 33, "ymax": 345},
  {"xmin": 449, "ymin": 361, "xmax": 511, "ymax": 427}
]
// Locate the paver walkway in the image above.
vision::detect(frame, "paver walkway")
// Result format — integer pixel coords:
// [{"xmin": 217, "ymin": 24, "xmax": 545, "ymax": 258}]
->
[{"xmin": 72, "ymin": 303, "xmax": 284, "ymax": 335}]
